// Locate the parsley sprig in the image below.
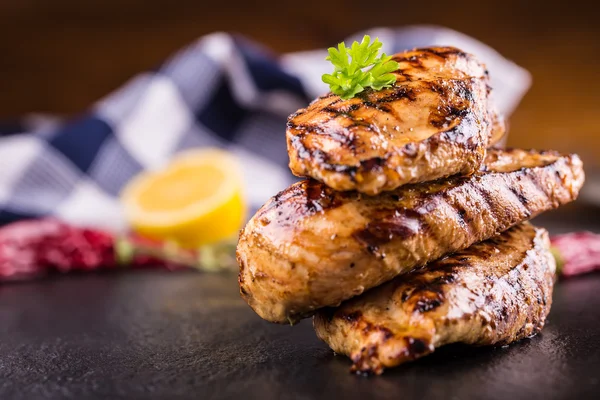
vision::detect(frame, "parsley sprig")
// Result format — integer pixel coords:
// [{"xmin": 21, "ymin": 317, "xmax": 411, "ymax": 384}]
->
[{"xmin": 321, "ymin": 35, "xmax": 399, "ymax": 100}]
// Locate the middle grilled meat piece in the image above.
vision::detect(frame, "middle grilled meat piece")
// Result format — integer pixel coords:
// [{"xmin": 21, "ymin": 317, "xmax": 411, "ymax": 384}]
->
[{"xmin": 237, "ymin": 148, "xmax": 584, "ymax": 323}]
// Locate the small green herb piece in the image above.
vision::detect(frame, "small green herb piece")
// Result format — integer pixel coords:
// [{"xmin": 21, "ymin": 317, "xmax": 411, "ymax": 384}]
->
[
  {"xmin": 550, "ymin": 246, "xmax": 564, "ymax": 277},
  {"xmin": 115, "ymin": 236, "xmax": 134, "ymax": 266},
  {"xmin": 321, "ymin": 35, "xmax": 399, "ymax": 100}
]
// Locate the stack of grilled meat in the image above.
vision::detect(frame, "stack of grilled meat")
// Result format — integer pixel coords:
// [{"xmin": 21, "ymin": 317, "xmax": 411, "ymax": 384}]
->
[{"xmin": 236, "ymin": 47, "xmax": 585, "ymax": 374}]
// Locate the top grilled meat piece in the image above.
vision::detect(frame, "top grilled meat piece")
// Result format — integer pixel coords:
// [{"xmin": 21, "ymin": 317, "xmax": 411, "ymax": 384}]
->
[
  {"xmin": 237, "ymin": 149, "xmax": 583, "ymax": 323},
  {"xmin": 313, "ymin": 223, "xmax": 555, "ymax": 375},
  {"xmin": 287, "ymin": 47, "xmax": 505, "ymax": 195}
]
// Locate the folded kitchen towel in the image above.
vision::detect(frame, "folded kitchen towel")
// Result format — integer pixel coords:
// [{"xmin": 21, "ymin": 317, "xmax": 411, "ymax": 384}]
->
[{"xmin": 0, "ymin": 26, "xmax": 531, "ymax": 231}]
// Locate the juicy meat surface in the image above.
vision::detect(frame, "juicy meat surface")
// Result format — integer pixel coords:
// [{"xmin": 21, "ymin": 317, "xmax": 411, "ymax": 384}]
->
[
  {"xmin": 237, "ymin": 149, "xmax": 583, "ymax": 323},
  {"xmin": 313, "ymin": 223, "xmax": 555, "ymax": 374},
  {"xmin": 287, "ymin": 47, "xmax": 505, "ymax": 195}
]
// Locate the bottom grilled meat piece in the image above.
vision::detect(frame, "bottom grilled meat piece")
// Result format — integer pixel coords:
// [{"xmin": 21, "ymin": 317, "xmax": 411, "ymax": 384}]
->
[
  {"xmin": 237, "ymin": 149, "xmax": 583, "ymax": 323},
  {"xmin": 313, "ymin": 223, "xmax": 555, "ymax": 375}
]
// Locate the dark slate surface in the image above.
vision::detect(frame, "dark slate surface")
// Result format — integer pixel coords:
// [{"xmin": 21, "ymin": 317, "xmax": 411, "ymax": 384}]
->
[{"xmin": 0, "ymin": 207, "xmax": 599, "ymax": 400}]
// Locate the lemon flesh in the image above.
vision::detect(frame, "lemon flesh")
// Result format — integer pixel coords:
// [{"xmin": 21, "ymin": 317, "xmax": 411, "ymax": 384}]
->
[{"xmin": 121, "ymin": 148, "xmax": 246, "ymax": 248}]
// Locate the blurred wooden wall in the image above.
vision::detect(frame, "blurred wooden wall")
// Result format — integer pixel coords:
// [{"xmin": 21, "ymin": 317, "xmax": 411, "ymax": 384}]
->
[{"xmin": 0, "ymin": 0, "xmax": 598, "ymax": 164}]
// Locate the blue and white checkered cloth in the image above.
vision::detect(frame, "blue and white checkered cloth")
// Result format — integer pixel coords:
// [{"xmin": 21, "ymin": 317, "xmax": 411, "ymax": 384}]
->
[{"xmin": 0, "ymin": 26, "xmax": 531, "ymax": 231}]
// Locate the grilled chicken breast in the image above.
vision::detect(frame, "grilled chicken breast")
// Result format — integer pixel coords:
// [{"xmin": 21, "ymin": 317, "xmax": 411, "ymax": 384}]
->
[
  {"xmin": 313, "ymin": 223, "xmax": 555, "ymax": 374},
  {"xmin": 287, "ymin": 47, "xmax": 505, "ymax": 195},
  {"xmin": 237, "ymin": 149, "xmax": 583, "ymax": 323}
]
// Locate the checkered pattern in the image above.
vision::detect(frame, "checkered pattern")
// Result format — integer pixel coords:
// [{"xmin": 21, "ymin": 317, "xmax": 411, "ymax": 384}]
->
[{"xmin": 0, "ymin": 27, "xmax": 531, "ymax": 231}]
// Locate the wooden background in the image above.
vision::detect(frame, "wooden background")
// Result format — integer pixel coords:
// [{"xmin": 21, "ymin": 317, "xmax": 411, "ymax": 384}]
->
[{"xmin": 0, "ymin": 0, "xmax": 598, "ymax": 165}]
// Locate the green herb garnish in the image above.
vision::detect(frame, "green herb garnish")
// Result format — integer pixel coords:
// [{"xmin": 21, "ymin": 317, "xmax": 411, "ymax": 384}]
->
[{"xmin": 321, "ymin": 35, "xmax": 399, "ymax": 100}]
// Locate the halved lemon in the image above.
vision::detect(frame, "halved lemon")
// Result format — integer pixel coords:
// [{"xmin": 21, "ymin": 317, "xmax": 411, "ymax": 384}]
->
[{"xmin": 121, "ymin": 148, "xmax": 246, "ymax": 248}]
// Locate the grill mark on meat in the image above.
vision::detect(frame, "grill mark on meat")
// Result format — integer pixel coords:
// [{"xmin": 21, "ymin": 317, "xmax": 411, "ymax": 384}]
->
[
  {"xmin": 358, "ymin": 100, "xmax": 398, "ymax": 117},
  {"xmin": 406, "ymin": 270, "xmax": 456, "ymax": 313},
  {"xmin": 337, "ymin": 311, "xmax": 396, "ymax": 343},
  {"xmin": 454, "ymin": 79, "xmax": 476, "ymax": 102},
  {"xmin": 286, "ymin": 119, "xmax": 299, "ymax": 130},
  {"xmin": 381, "ymin": 328, "xmax": 394, "ymax": 340},
  {"xmin": 552, "ymin": 164, "xmax": 570, "ymax": 193},
  {"xmin": 317, "ymin": 156, "xmax": 390, "ymax": 176},
  {"xmin": 392, "ymin": 54, "xmax": 419, "ymax": 63},
  {"xmin": 395, "ymin": 56, "xmax": 427, "ymax": 71},
  {"xmin": 321, "ymin": 106, "xmax": 341, "ymax": 114},
  {"xmin": 319, "ymin": 92, "xmax": 337, "ymax": 99},
  {"xmin": 509, "ymin": 186, "xmax": 530, "ymax": 208},
  {"xmin": 324, "ymin": 97, "xmax": 343, "ymax": 106},
  {"xmin": 425, "ymin": 79, "xmax": 475, "ymax": 104},
  {"xmin": 257, "ymin": 179, "xmax": 345, "ymax": 225},
  {"xmin": 300, "ymin": 155, "xmax": 355, "ymax": 175},
  {"xmin": 455, "ymin": 205, "xmax": 469, "ymax": 230},
  {"xmin": 373, "ymin": 86, "xmax": 418, "ymax": 103},
  {"xmin": 438, "ymin": 114, "xmax": 480, "ymax": 150},
  {"xmin": 429, "ymin": 105, "xmax": 470, "ymax": 129},
  {"xmin": 341, "ymin": 310, "xmax": 363, "ymax": 323},
  {"xmin": 416, "ymin": 47, "xmax": 470, "ymax": 59},
  {"xmin": 320, "ymin": 102, "xmax": 360, "ymax": 116},
  {"xmin": 360, "ymin": 157, "xmax": 386, "ymax": 172},
  {"xmin": 289, "ymin": 121, "xmax": 357, "ymax": 147},
  {"xmin": 362, "ymin": 323, "xmax": 395, "ymax": 340},
  {"xmin": 321, "ymin": 163, "xmax": 357, "ymax": 174},
  {"xmin": 442, "ymin": 191, "xmax": 471, "ymax": 233},
  {"xmin": 287, "ymin": 109, "xmax": 305, "ymax": 121},
  {"xmin": 318, "ymin": 307, "xmax": 336, "ymax": 322},
  {"xmin": 304, "ymin": 180, "xmax": 342, "ymax": 213},
  {"xmin": 424, "ymin": 80, "xmax": 449, "ymax": 98},
  {"xmin": 473, "ymin": 183, "xmax": 501, "ymax": 222},
  {"xmin": 320, "ymin": 99, "xmax": 404, "ymax": 128},
  {"xmin": 521, "ymin": 169, "xmax": 548, "ymax": 198},
  {"xmin": 353, "ymin": 208, "xmax": 424, "ymax": 254},
  {"xmin": 405, "ymin": 337, "xmax": 433, "ymax": 358},
  {"xmin": 415, "ymin": 193, "xmax": 445, "ymax": 253},
  {"xmin": 401, "ymin": 142, "xmax": 419, "ymax": 158},
  {"xmin": 345, "ymin": 119, "xmax": 378, "ymax": 132}
]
